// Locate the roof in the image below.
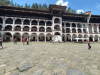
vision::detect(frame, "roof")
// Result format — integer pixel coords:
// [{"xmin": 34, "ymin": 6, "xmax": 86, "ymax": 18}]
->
[
  {"xmin": 49, "ymin": 4, "xmax": 66, "ymax": 12},
  {"xmin": 0, "ymin": 5, "xmax": 50, "ymax": 14},
  {"xmin": 0, "ymin": 5, "xmax": 100, "ymax": 18},
  {"xmin": 62, "ymin": 12, "xmax": 89, "ymax": 17}
]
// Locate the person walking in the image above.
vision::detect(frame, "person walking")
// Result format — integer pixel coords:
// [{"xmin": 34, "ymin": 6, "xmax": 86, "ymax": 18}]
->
[
  {"xmin": 88, "ymin": 41, "xmax": 91, "ymax": 50},
  {"xmin": 26, "ymin": 37, "xmax": 29, "ymax": 45},
  {"xmin": 14, "ymin": 37, "xmax": 17, "ymax": 44},
  {"xmin": 22, "ymin": 37, "xmax": 25, "ymax": 45},
  {"xmin": 0, "ymin": 37, "xmax": 3, "ymax": 49}
]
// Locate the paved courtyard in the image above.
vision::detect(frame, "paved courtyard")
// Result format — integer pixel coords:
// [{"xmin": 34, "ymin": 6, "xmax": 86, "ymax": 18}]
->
[{"xmin": 0, "ymin": 42, "xmax": 100, "ymax": 75}]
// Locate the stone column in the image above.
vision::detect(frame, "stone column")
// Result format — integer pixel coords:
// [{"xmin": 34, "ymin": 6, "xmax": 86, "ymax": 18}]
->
[
  {"xmin": 37, "ymin": 35, "xmax": 39, "ymax": 42},
  {"xmin": 60, "ymin": 19, "xmax": 62, "ymax": 31},
  {"xmin": 71, "ymin": 35, "xmax": 72, "ymax": 41},
  {"xmin": 76, "ymin": 24, "xmax": 78, "ymax": 33},
  {"xmin": 12, "ymin": 36, "xmax": 13, "ymax": 42},
  {"xmin": 45, "ymin": 21, "xmax": 46, "ymax": 32},
  {"xmin": 70, "ymin": 23, "xmax": 72, "ymax": 33},
  {"xmin": 12, "ymin": 18, "xmax": 15, "ymax": 31},
  {"xmin": 37, "ymin": 21, "xmax": 39, "ymax": 32},
  {"xmin": 76, "ymin": 35, "xmax": 78, "ymax": 42},
  {"xmin": 65, "ymin": 35, "xmax": 66, "ymax": 42},
  {"xmin": 53, "ymin": 18, "xmax": 54, "ymax": 31},
  {"xmin": 87, "ymin": 24, "xmax": 89, "ymax": 33},
  {"xmin": 82, "ymin": 24, "xmax": 83, "ymax": 33},
  {"xmin": 82, "ymin": 35, "xmax": 84, "ymax": 42},
  {"xmin": 1, "ymin": 34, "xmax": 3, "ymax": 42},
  {"xmin": 92, "ymin": 24, "xmax": 94, "ymax": 33},
  {"xmin": 93, "ymin": 36, "xmax": 95, "ymax": 42},
  {"xmin": 20, "ymin": 36, "xmax": 22, "ymax": 42},
  {"xmin": 97, "ymin": 25, "xmax": 99, "ymax": 33},
  {"xmin": 98, "ymin": 37, "xmax": 99, "ymax": 42},
  {"xmin": 29, "ymin": 20, "xmax": 31, "ymax": 31},
  {"xmin": 2, "ymin": 18, "xmax": 5, "ymax": 31},
  {"xmin": 45, "ymin": 35, "xmax": 46, "ymax": 42},
  {"xmin": 29, "ymin": 36, "xmax": 31, "ymax": 42},
  {"xmin": 21, "ymin": 20, "xmax": 23, "ymax": 31}
]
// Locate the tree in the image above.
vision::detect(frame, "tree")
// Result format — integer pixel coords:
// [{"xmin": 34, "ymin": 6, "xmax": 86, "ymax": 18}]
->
[
  {"xmin": 10, "ymin": 0, "xmax": 14, "ymax": 6},
  {"xmin": 31, "ymin": 3, "xmax": 35, "ymax": 9},
  {"xmin": 25, "ymin": 3, "xmax": 28, "ymax": 8},
  {"xmin": 81, "ymin": 11, "xmax": 83, "ymax": 14},
  {"xmin": 27, "ymin": 5, "xmax": 30, "ymax": 8},
  {"xmin": 38, "ymin": 4, "xmax": 41, "ymax": 9}
]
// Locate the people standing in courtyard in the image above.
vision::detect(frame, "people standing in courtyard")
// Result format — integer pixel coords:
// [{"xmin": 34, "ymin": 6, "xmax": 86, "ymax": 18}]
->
[
  {"xmin": 0, "ymin": 37, "xmax": 3, "ymax": 49},
  {"xmin": 14, "ymin": 37, "xmax": 17, "ymax": 44},
  {"xmin": 26, "ymin": 37, "xmax": 29, "ymax": 45},
  {"xmin": 22, "ymin": 37, "xmax": 25, "ymax": 45}
]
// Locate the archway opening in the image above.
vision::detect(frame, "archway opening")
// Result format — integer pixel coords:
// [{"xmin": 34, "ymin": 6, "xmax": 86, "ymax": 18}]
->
[
  {"xmin": 23, "ymin": 19, "xmax": 30, "ymax": 25},
  {"xmin": 95, "ymin": 35, "xmax": 98, "ymax": 42},
  {"xmin": 62, "ymin": 23, "xmax": 64, "ymax": 27},
  {"xmin": 39, "ymin": 21, "xmax": 45, "ymax": 26},
  {"xmin": 39, "ymin": 33, "xmax": 45, "ymax": 41},
  {"xmin": 66, "ymin": 34, "xmax": 71, "ymax": 41},
  {"xmin": 0, "ymin": 25, "xmax": 2, "ymax": 31},
  {"xmin": 62, "ymin": 34, "xmax": 65, "ymax": 41},
  {"xmin": 32, "ymin": 20, "xmax": 37, "ymax": 25},
  {"xmin": 78, "ymin": 29, "xmax": 81, "ymax": 33},
  {"xmin": 39, "ymin": 27, "xmax": 45, "ymax": 32},
  {"xmin": 72, "ymin": 23, "xmax": 76, "ymax": 27},
  {"xmin": 72, "ymin": 28, "xmax": 76, "ymax": 33},
  {"xmin": 46, "ymin": 27, "xmax": 52, "ymax": 32},
  {"xmin": 0, "ymin": 18, "xmax": 3, "ymax": 23},
  {"xmin": 13, "ymin": 33, "xmax": 21, "ymax": 41},
  {"xmin": 14, "ymin": 26, "xmax": 21, "ymax": 31},
  {"xmin": 5, "ymin": 25, "xmax": 12, "ymax": 31},
  {"xmin": 22, "ymin": 33, "xmax": 29, "ymax": 40},
  {"xmin": 23, "ymin": 26, "xmax": 29, "ymax": 31},
  {"xmin": 15, "ymin": 19, "xmax": 21, "ymax": 24},
  {"xmin": 83, "ymin": 29, "xmax": 86, "ymax": 33},
  {"xmin": 5, "ymin": 18, "xmax": 13, "ymax": 24},
  {"xmin": 94, "ymin": 24, "xmax": 97, "ymax": 33},
  {"xmin": 66, "ymin": 23, "xmax": 70, "ymax": 27},
  {"xmin": 47, "ymin": 21, "xmax": 52, "ymax": 26},
  {"xmin": 78, "ymin": 34, "xmax": 82, "ymax": 41},
  {"xmin": 54, "ymin": 25, "xmax": 60, "ymax": 31},
  {"xmin": 3, "ymin": 32, "xmax": 12, "ymax": 42},
  {"xmin": 72, "ymin": 34, "xmax": 77, "ymax": 41},
  {"xmin": 55, "ymin": 32, "xmax": 60, "ymax": 35},
  {"xmin": 30, "ymin": 33, "xmax": 37, "ymax": 41},
  {"xmin": 62, "ymin": 28, "xmax": 64, "ymax": 33},
  {"xmin": 54, "ymin": 18, "xmax": 60, "ymax": 23},
  {"xmin": 77, "ymin": 23, "xmax": 82, "ymax": 28},
  {"xmin": 89, "ymin": 24, "xmax": 92, "ymax": 33},
  {"xmin": 31, "ymin": 27, "xmax": 37, "ymax": 32},
  {"xmin": 46, "ymin": 34, "xmax": 52, "ymax": 41},
  {"xmin": 84, "ymin": 35, "xmax": 88, "ymax": 42},
  {"xmin": 66, "ymin": 28, "xmax": 70, "ymax": 33},
  {"xmin": 89, "ymin": 35, "xmax": 93, "ymax": 42}
]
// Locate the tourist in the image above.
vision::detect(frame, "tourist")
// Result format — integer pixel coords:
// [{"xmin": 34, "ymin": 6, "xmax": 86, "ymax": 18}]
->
[
  {"xmin": 0, "ymin": 37, "xmax": 3, "ymax": 49},
  {"xmin": 14, "ymin": 37, "xmax": 17, "ymax": 44},
  {"xmin": 22, "ymin": 37, "xmax": 25, "ymax": 45},
  {"xmin": 26, "ymin": 37, "xmax": 29, "ymax": 45},
  {"xmin": 88, "ymin": 41, "xmax": 91, "ymax": 50}
]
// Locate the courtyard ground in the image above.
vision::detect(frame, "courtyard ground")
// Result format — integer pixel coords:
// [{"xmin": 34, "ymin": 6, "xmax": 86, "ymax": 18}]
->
[{"xmin": 0, "ymin": 42, "xmax": 100, "ymax": 75}]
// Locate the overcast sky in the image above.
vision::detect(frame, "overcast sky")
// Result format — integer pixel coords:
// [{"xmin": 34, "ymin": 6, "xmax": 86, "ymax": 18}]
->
[{"xmin": 12, "ymin": 0, "xmax": 100, "ymax": 15}]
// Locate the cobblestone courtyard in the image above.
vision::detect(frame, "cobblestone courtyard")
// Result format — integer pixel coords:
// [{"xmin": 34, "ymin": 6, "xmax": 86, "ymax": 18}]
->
[{"xmin": 0, "ymin": 42, "xmax": 100, "ymax": 75}]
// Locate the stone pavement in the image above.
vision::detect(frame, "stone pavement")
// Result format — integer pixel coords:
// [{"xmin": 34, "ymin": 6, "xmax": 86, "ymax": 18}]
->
[{"xmin": 0, "ymin": 42, "xmax": 100, "ymax": 75}]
